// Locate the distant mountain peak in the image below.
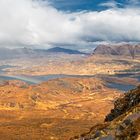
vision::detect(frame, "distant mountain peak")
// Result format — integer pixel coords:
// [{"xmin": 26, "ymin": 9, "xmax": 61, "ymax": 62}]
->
[
  {"xmin": 93, "ymin": 44, "xmax": 140, "ymax": 59},
  {"xmin": 46, "ymin": 47, "xmax": 87, "ymax": 54}
]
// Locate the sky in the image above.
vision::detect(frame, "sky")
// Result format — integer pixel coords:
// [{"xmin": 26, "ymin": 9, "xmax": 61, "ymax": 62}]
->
[
  {"xmin": 48, "ymin": 0, "xmax": 139, "ymax": 11},
  {"xmin": 0, "ymin": 0, "xmax": 140, "ymax": 50}
]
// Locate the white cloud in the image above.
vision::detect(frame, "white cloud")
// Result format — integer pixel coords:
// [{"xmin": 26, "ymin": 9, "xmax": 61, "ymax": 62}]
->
[
  {"xmin": 98, "ymin": 0, "xmax": 119, "ymax": 8},
  {"xmin": 128, "ymin": 0, "xmax": 140, "ymax": 5},
  {"xmin": 0, "ymin": 0, "xmax": 140, "ymax": 49}
]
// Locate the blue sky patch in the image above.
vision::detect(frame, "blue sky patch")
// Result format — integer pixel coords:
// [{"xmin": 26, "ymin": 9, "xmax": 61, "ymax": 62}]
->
[{"xmin": 47, "ymin": 0, "xmax": 139, "ymax": 12}]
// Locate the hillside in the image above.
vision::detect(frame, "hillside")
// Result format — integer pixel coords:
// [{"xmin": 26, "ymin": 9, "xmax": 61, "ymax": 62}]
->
[
  {"xmin": 0, "ymin": 78, "xmax": 121, "ymax": 140},
  {"xmin": 71, "ymin": 85, "xmax": 140, "ymax": 140},
  {"xmin": 0, "ymin": 47, "xmax": 87, "ymax": 60},
  {"xmin": 46, "ymin": 47, "xmax": 87, "ymax": 54},
  {"xmin": 93, "ymin": 44, "xmax": 140, "ymax": 59}
]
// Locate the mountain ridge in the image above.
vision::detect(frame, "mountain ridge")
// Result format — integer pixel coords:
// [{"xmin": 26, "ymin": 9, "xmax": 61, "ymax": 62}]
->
[
  {"xmin": 93, "ymin": 44, "xmax": 140, "ymax": 59},
  {"xmin": 0, "ymin": 47, "xmax": 87, "ymax": 59},
  {"xmin": 45, "ymin": 47, "xmax": 87, "ymax": 54}
]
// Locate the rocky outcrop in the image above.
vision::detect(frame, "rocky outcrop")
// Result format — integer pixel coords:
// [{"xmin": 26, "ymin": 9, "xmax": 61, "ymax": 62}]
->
[
  {"xmin": 105, "ymin": 86, "xmax": 140, "ymax": 121},
  {"xmin": 71, "ymin": 85, "xmax": 140, "ymax": 140}
]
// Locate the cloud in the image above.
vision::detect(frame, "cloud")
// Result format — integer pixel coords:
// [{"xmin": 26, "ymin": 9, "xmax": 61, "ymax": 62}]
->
[
  {"xmin": 125, "ymin": 0, "xmax": 140, "ymax": 8},
  {"xmin": 128, "ymin": 0, "xmax": 140, "ymax": 5},
  {"xmin": 98, "ymin": 0, "xmax": 119, "ymax": 8},
  {"xmin": 0, "ymin": 0, "xmax": 140, "ymax": 49}
]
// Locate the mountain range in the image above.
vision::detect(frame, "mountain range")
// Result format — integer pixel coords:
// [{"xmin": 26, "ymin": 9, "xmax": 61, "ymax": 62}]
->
[
  {"xmin": 93, "ymin": 44, "xmax": 140, "ymax": 58},
  {"xmin": 0, "ymin": 47, "xmax": 87, "ymax": 60},
  {"xmin": 46, "ymin": 47, "xmax": 87, "ymax": 54},
  {"xmin": 0, "ymin": 44, "xmax": 140, "ymax": 60}
]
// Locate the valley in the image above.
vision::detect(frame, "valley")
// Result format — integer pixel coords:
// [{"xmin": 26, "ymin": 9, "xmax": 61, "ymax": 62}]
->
[
  {"xmin": 1, "ymin": 0, "xmax": 140, "ymax": 139},
  {"xmin": 0, "ymin": 44, "xmax": 139, "ymax": 139},
  {"xmin": 0, "ymin": 45, "xmax": 139, "ymax": 92}
]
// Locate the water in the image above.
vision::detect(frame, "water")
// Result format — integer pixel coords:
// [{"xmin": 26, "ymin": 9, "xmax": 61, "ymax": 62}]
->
[
  {"xmin": 0, "ymin": 75, "xmax": 41, "ymax": 84},
  {"xmin": 0, "ymin": 73, "xmax": 95, "ymax": 85},
  {"xmin": 115, "ymin": 73, "xmax": 140, "ymax": 83},
  {"xmin": 107, "ymin": 83, "xmax": 136, "ymax": 92},
  {"xmin": 106, "ymin": 73, "xmax": 139, "ymax": 92},
  {"xmin": 31, "ymin": 74, "xmax": 95, "ymax": 81},
  {"xmin": 0, "ymin": 65, "xmax": 139, "ymax": 92},
  {"xmin": 0, "ymin": 65, "xmax": 41, "ymax": 84},
  {"xmin": 0, "ymin": 65, "xmax": 17, "ymax": 74},
  {"xmin": 0, "ymin": 73, "xmax": 138, "ymax": 92}
]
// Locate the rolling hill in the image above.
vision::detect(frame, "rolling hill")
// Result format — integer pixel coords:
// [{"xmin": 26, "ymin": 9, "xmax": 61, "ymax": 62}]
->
[
  {"xmin": 45, "ymin": 47, "xmax": 87, "ymax": 54},
  {"xmin": 0, "ymin": 78, "xmax": 121, "ymax": 140}
]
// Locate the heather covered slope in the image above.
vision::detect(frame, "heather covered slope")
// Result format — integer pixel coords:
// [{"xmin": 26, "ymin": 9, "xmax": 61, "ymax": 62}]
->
[
  {"xmin": 0, "ymin": 78, "xmax": 121, "ymax": 140},
  {"xmin": 71, "ymin": 85, "xmax": 140, "ymax": 140}
]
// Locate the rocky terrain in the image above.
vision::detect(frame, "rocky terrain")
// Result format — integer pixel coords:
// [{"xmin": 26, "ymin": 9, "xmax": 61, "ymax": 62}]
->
[
  {"xmin": 71, "ymin": 85, "xmax": 140, "ymax": 140},
  {"xmin": 0, "ymin": 78, "xmax": 121, "ymax": 140},
  {"xmin": 93, "ymin": 44, "xmax": 140, "ymax": 59}
]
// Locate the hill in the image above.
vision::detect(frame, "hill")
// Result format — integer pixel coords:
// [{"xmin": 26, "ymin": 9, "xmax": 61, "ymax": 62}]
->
[
  {"xmin": 93, "ymin": 44, "xmax": 140, "ymax": 59},
  {"xmin": 46, "ymin": 47, "xmax": 87, "ymax": 54},
  {"xmin": 0, "ymin": 47, "xmax": 87, "ymax": 60},
  {"xmin": 0, "ymin": 78, "xmax": 121, "ymax": 140},
  {"xmin": 71, "ymin": 85, "xmax": 140, "ymax": 140}
]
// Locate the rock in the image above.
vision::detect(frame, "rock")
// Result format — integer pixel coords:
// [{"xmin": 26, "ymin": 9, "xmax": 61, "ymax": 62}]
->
[
  {"xmin": 72, "ymin": 85, "xmax": 140, "ymax": 140},
  {"xmin": 93, "ymin": 44, "xmax": 140, "ymax": 59}
]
